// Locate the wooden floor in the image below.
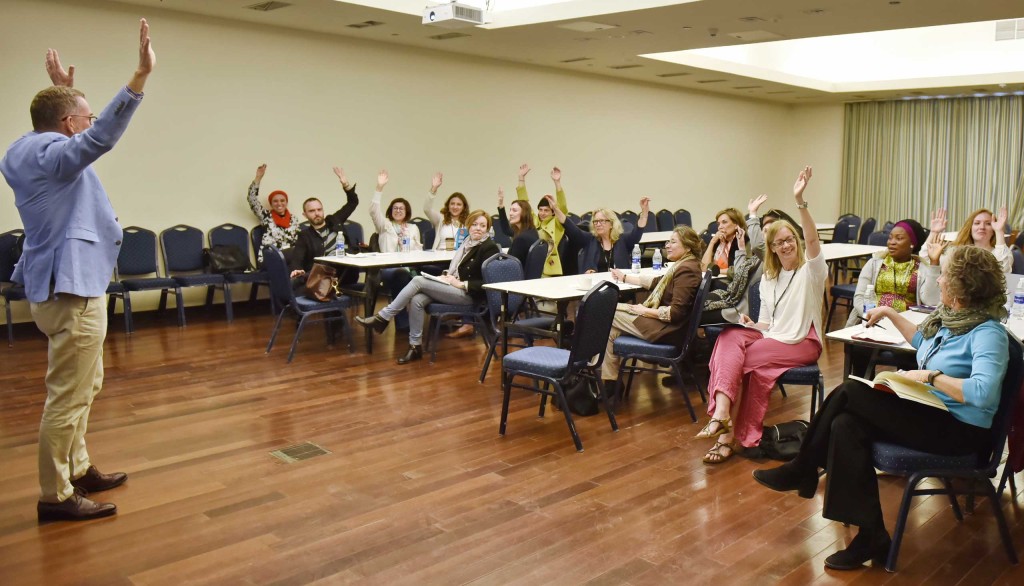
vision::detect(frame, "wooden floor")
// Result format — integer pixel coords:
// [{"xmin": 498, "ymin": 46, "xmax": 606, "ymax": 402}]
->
[{"xmin": 1, "ymin": 302, "xmax": 1024, "ymax": 585}]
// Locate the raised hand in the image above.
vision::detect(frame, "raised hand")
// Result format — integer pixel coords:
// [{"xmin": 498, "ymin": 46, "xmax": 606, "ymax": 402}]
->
[
  {"xmin": 45, "ymin": 49, "xmax": 74, "ymax": 87},
  {"xmin": 137, "ymin": 18, "xmax": 155, "ymax": 76},
  {"xmin": 518, "ymin": 163, "xmax": 531, "ymax": 180},
  {"xmin": 929, "ymin": 208, "xmax": 947, "ymax": 236},
  {"xmin": 430, "ymin": 172, "xmax": 443, "ymax": 193},
  {"xmin": 993, "ymin": 206, "xmax": 1008, "ymax": 233},
  {"xmin": 550, "ymin": 167, "xmax": 562, "ymax": 183},
  {"xmin": 748, "ymin": 194, "xmax": 768, "ymax": 215},
  {"xmin": 377, "ymin": 169, "xmax": 389, "ymax": 191},
  {"xmin": 793, "ymin": 166, "xmax": 813, "ymax": 200},
  {"xmin": 497, "ymin": 187, "xmax": 505, "ymax": 208},
  {"xmin": 639, "ymin": 197, "xmax": 651, "ymax": 213},
  {"xmin": 926, "ymin": 239, "xmax": 948, "ymax": 265},
  {"xmin": 333, "ymin": 166, "xmax": 349, "ymax": 188},
  {"xmin": 255, "ymin": 164, "xmax": 267, "ymax": 182},
  {"xmin": 543, "ymin": 194, "xmax": 557, "ymax": 208}
]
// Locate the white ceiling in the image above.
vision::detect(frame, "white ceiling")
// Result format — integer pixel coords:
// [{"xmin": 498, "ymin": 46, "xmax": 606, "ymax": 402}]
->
[{"xmin": 104, "ymin": 0, "xmax": 1024, "ymax": 103}]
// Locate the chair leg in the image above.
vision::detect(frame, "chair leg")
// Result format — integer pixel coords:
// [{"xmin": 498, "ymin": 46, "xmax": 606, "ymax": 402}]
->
[
  {"xmin": 886, "ymin": 474, "xmax": 925, "ymax": 572},
  {"xmin": 122, "ymin": 292, "xmax": 134, "ymax": 334},
  {"xmin": 825, "ymin": 298, "xmax": 838, "ymax": 332},
  {"xmin": 553, "ymin": 383, "xmax": 584, "ymax": 452},
  {"xmin": 499, "ymin": 370, "xmax": 512, "ymax": 436},
  {"xmin": 672, "ymin": 364, "xmax": 697, "ymax": 422},
  {"xmin": 288, "ymin": 314, "xmax": 309, "ymax": 363},
  {"xmin": 205, "ymin": 285, "xmax": 215, "ymax": 308},
  {"xmin": 942, "ymin": 478, "xmax": 964, "ymax": 519},
  {"xmin": 597, "ymin": 378, "xmax": 619, "ymax": 432},
  {"xmin": 777, "ymin": 383, "xmax": 788, "ymax": 398},
  {"xmin": 265, "ymin": 307, "xmax": 290, "ymax": 354},
  {"xmin": 479, "ymin": 339, "xmax": 497, "ymax": 384},
  {"xmin": 5, "ymin": 301, "xmax": 13, "ymax": 347},
  {"xmin": 985, "ymin": 480, "xmax": 1020, "ymax": 563},
  {"xmin": 223, "ymin": 284, "xmax": 234, "ymax": 323},
  {"xmin": 429, "ymin": 314, "xmax": 443, "ymax": 364}
]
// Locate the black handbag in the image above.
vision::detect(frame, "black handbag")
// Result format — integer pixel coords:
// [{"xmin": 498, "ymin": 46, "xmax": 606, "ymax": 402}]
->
[
  {"xmin": 759, "ymin": 420, "xmax": 809, "ymax": 461},
  {"xmin": 203, "ymin": 245, "xmax": 249, "ymax": 273}
]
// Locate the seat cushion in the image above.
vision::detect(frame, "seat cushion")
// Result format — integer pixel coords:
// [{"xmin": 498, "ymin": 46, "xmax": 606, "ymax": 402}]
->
[
  {"xmin": 872, "ymin": 441, "xmax": 978, "ymax": 474},
  {"xmin": 779, "ymin": 364, "xmax": 820, "ymax": 384},
  {"xmin": 173, "ymin": 274, "xmax": 225, "ymax": 287},
  {"xmin": 613, "ymin": 335, "xmax": 677, "ymax": 359},
  {"xmin": 830, "ymin": 283, "xmax": 857, "ymax": 298},
  {"xmin": 121, "ymin": 277, "xmax": 179, "ymax": 291},
  {"xmin": 224, "ymin": 270, "xmax": 268, "ymax": 284},
  {"xmin": 1, "ymin": 283, "xmax": 26, "ymax": 300},
  {"xmin": 105, "ymin": 282, "xmax": 126, "ymax": 294},
  {"xmin": 293, "ymin": 295, "xmax": 349, "ymax": 312},
  {"xmin": 503, "ymin": 346, "xmax": 570, "ymax": 379},
  {"xmin": 427, "ymin": 302, "xmax": 480, "ymax": 315}
]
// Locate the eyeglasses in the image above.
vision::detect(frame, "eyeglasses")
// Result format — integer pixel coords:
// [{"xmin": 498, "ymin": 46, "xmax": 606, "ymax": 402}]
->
[
  {"xmin": 770, "ymin": 237, "xmax": 796, "ymax": 249},
  {"xmin": 62, "ymin": 114, "xmax": 97, "ymax": 123},
  {"xmin": 592, "ymin": 219, "xmax": 612, "ymax": 225}
]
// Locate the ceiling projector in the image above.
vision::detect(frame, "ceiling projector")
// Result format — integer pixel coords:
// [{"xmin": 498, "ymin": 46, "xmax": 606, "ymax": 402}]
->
[{"xmin": 423, "ymin": 2, "xmax": 485, "ymax": 28}]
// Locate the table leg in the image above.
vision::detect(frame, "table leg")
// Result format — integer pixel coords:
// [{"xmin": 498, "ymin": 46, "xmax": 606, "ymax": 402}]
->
[{"xmin": 363, "ymin": 270, "xmax": 380, "ymax": 354}]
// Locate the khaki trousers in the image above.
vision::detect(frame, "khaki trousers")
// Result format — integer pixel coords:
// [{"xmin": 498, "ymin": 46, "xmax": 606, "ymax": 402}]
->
[
  {"xmin": 602, "ymin": 310, "xmax": 646, "ymax": 380},
  {"xmin": 30, "ymin": 294, "xmax": 107, "ymax": 503}
]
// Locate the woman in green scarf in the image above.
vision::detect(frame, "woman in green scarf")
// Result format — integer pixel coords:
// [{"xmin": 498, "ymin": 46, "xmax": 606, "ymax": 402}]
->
[
  {"xmin": 753, "ymin": 245, "xmax": 1010, "ymax": 572},
  {"xmin": 601, "ymin": 225, "xmax": 704, "ymax": 392}
]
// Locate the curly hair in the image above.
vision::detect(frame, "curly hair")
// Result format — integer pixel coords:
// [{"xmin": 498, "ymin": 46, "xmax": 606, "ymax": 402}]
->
[
  {"xmin": 588, "ymin": 209, "xmax": 623, "ymax": 243},
  {"xmin": 510, "ymin": 200, "xmax": 536, "ymax": 236},
  {"xmin": 943, "ymin": 245, "xmax": 1006, "ymax": 311},
  {"xmin": 952, "ymin": 208, "xmax": 997, "ymax": 248},
  {"xmin": 673, "ymin": 225, "xmax": 704, "ymax": 259},
  {"xmin": 763, "ymin": 219, "xmax": 804, "ymax": 280},
  {"xmin": 442, "ymin": 192, "xmax": 470, "ymax": 226}
]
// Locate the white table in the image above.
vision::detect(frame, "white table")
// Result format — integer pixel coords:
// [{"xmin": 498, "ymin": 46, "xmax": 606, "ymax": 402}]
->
[
  {"xmin": 316, "ymin": 250, "xmax": 457, "ymax": 352},
  {"xmin": 816, "ymin": 222, "xmax": 835, "ymax": 232},
  {"xmin": 821, "ymin": 243, "xmax": 885, "ymax": 263}
]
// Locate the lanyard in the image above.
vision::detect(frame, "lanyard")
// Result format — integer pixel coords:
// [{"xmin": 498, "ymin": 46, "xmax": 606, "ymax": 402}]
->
[{"xmin": 770, "ymin": 270, "xmax": 795, "ymax": 328}]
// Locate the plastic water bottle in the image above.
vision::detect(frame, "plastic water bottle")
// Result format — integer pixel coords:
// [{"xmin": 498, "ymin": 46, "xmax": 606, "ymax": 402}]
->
[
  {"xmin": 652, "ymin": 248, "xmax": 663, "ymax": 271},
  {"xmin": 631, "ymin": 244, "xmax": 641, "ymax": 274},
  {"xmin": 401, "ymin": 234, "xmax": 410, "ymax": 253},
  {"xmin": 455, "ymin": 227, "xmax": 468, "ymax": 249},
  {"xmin": 334, "ymin": 232, "xmax": 345, "ymax": 257},
  {"xmin": 1013, "ymin": 280, "xmax": 1024, "ymax": 319}
]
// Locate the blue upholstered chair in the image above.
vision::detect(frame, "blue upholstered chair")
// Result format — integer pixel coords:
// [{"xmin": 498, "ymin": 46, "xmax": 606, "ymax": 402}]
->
[
  {"xmin": 673, "ymin": 209, "xmax": 692, "ymax": 228},
  {"xmin": 655, "ymin": 209, "xmax": 675, "ymax": 231},
  {"xmin": 425, "ymin": 299, "xmax": 488, "ymax": 365},
  {"xmin": 161, "ymin": 224, "xmax": 232, "ymax": 322},
  {"xmin": 209, "ymin": 223, "xmax": 270, "ymax": 309},
  {"xmin": 871, "ymin": 333, "xmax": 1023, "ymax": 572},
  {"xmin": 499, "ymin": 281, "xmax": 620, "ymax": 452},
  {"xmin": 262, "ymin": 246, "xmax": 353, "ymax": 363},
  {"xmin": 612, "ymin": 269, "xmax": 714, "ymax": 422},
  {"xmin": 410, "ymin": 217, "xmax": 434, "ymax": 251},
  {"xmin": 118, "ymin": 226, "xmax": 185, "ymax": 328}
]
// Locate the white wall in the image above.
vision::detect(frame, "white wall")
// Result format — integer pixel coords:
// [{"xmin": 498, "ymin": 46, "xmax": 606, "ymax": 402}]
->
[{"xmin": 0, "ymin": 0, "xmax": 843, "ymax": 323}]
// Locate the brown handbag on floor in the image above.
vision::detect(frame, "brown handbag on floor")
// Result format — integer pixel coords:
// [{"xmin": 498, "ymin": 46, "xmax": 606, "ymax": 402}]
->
[{"xmin": 304, "ymin": 263, "xmax": 339, "ymax": 302}]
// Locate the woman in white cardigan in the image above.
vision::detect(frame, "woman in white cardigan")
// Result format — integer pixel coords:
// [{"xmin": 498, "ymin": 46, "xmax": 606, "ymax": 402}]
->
[{"xmin": 370, "ymin": 169, "xmax": 422, "ymax": 329}]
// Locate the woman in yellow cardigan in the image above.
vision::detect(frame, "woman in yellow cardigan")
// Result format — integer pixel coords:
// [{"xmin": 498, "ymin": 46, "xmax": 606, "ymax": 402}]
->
[{"xmin": 515, "ymin": 163, "xmax": 571, "ymax": 276}]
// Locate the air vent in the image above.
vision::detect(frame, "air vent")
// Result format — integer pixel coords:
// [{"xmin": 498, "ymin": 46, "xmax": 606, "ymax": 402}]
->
[
  {"xmin": 270, "ymin": 442, "xmax": 330, "ymax": 463},
  {"xmin": 430, "ymin": 32, "xmax": 471, "ymax": 40},
  {"xmin": 608, "ymin": 64, "xmax": 642, "ymax": 70},
  {"xmin": 738, "ymin": 16, "xmax": 767, "ymax": 23},
  {"xmin": 348, "ymin": 20, "xmax": 384, "ymax": 29},
  {"xmin": 557, "ymin": 21, "xmax": 619, "ymax": 32},
  {"xmin": 696, "ymin": 79, "xmax": 727, "ymax": 84},
  {"xmin": 803, "ymin": 9, "xmax": 827, "ymax": 15},
  {"xmin": 995, "ymin": 19, "xmax": 1024, "ymax": 41},
  {"xmin": 656, "ymin": 72, "xmax": 691, "ymax": 78},
  {"xmin": 728, "ymin": 30, "xmax": 783, "ymax": 41},
  {"xmin": 560, "ymin": 57, "xmax": 593, "ymax": 63},
  {"xmin": 733, "ymin": 85, "xmax": 762, "ymax": 90},
  {"xmin": 245, "ymin": 1, "xmax": 291, "ymax": 11}
]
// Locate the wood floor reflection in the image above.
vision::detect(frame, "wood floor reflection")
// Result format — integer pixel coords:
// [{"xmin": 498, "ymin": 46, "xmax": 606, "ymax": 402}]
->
[{"xmin": 0, "ymin": 303, "xmax": 1022, "ymax": 585}]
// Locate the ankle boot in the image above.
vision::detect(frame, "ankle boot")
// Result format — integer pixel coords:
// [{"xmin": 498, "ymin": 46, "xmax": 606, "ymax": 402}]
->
[
  {"xmin": 824, "ymin": 526, "xmax": 891, "ymax": 570},
  {"xmin": 355, "ymin": 314, "xmax": 389, "ymax": 334},
  {"xmin": 752, "ymin": 462, "xmax": 818, "ymax": 499},
  {"xmin": 397, "ymin": 344, "xmax": 422, "ymax": 365}
]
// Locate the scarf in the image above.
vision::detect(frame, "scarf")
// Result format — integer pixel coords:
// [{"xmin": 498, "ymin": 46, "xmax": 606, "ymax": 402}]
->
[
  {"xmin": 643, "ymin": 253, "xmax": 696, "ymax": 309},
  {"xmin": 918, "ymin": 303, "xmax": 1006, "ymax": 338},
  {"xmin": 704, "ymin": 255, "xmax": 759, "ymax": 312},
  {"xmin": 267, "ymin": 190, "xmax": 292, "ymax": 229},
  {"xmin": 713, "ymin": 237, "xmax": 733, "ymax": 270},
  {"xmin": 447, "ymin": 233, "xmax": 485, "ymax": 275}
]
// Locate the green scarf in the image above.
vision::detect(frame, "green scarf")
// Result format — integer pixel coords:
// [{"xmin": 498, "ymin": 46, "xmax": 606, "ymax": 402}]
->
[
  {"xmin": 643, "ymin": 254, "xmax": 695, "ymax": 309},
  {"xmin": 918, "ymin": 303, "xmax": 1006, "ymax": 338}
]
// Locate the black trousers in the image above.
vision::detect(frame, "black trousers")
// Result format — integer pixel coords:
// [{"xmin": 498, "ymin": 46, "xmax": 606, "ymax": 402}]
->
[{"xmin": 792, "ymin": 381, "xmax": 990, "ymax": 528}]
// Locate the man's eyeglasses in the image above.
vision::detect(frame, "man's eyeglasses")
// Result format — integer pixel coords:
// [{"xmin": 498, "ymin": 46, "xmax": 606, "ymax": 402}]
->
[
  {"xmin": 62, "ymin": 114, "xmax": 97, "ymax": 123},
  {"xmin": 770, "ymin": 237, "xmax": 796, "ymax": 249}
]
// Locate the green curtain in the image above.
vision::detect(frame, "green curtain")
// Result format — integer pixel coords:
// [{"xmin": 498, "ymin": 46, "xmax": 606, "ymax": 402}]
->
[{"xmin": 841, "ymin": 95, "xmax": 1024, "ymax": 237}]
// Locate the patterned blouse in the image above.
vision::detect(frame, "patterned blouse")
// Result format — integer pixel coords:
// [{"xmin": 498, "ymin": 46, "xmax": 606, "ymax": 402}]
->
[
  {"xmin": 248, "ymin": 180, "xmax": 302, "ymax": 263},
  {"xmin": 875, "ymin": 255, "xmax": 919, "ymax": 312}
]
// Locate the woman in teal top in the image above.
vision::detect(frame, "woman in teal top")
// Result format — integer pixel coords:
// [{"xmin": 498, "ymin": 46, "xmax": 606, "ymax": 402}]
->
[{"xmin": 752, "ymin": 245, "xmax": 1009, "ymax": 572}]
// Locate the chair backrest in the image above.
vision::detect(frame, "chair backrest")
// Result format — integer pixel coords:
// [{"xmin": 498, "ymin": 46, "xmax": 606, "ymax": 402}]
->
[
  {"xmin": 619, "ymin": 210, "xmax": 638, "ymax": 227},
  {"xmin": 621, "ymin": 219, "xmax": 636, "ymax": 235},
  {"xmin": 1014, "ymin": 232, "xmax": 1024, "ymax": 251},
  {"xmin": 261, "ymin": 245, "xmax": 296, "ymax": 307},
  {"xmin": 342, "ymin": 220, "xmax": 364, "ymax": 249},
  {"xmin": 866, "ymin": 231, "xmax": 888, "ymax": 246},
  {"xmin": 410, "ymin": 217, "xmax": 434, "ymax": 250},
  {"xmin": 566, "ymin": 281, "xmax": 619, "ymax": 373},
  {"xmin": 251, "ymin": 225, "xmax": 266, "ymax": 267},
  {"xmin": 674, "ymin": 209, "xmax": 692, "ymax": 227},
  {"xmin": 656, "ymin": 209, "xmax": 675, "ymax": 231},
  {"xmin": 524, "ymin": 238, "xmax": 548, "ymax": 280},
  {"xmin": 831, "ymin": 217, "xmax": 853, "ymax": 244},
  {"xmin": 369, "ymin": 232, "xmax": 381, "ymax": 253},
  {"xmin": 566, "ymin": 212, "xmax": 581, "ymax": 225},
  {"xmin": 700, "ymin": 220, "xmax": 718, "ymax": 245},
  {"xmin": 980, "ymin": 334, "xmax": 1024, "ymax": 473},
  {"xmin": 1012, "ymin": 246, "xmax": 1024, "ymax": 275},
  {"xmin": 117, "ymin": 226, "xmax": 161, "ymax": 277},
  {"xmin": 837, "ymin": 214, "xmax": 861, "ymax": 242},
  {"xmin": 748, "ymin": 277, "xmax": 762, "ymax": 322},
  {"xmin": 208, "ymin": 223, "xmax": 254, "ymax": 270},
  {"xmin": 677, "ymin": 269, "xmax": 715, "ymax": 355},
  {"xmin": 160, "ymin": 224, "xmax": 206, "ymax": 274},
  {"xmin": 481, "ymin": 253, "xmax": 527, "ymax": 329},
  {"xmin": 858, "ymin": 218, "xmax": 877, "ymax": 244},
  {"xmin": 580, "ymin": 211, "xmax": 593, "ymax": 224},
  {"xmin": 0, "ymin": 229, "xmax": 25, "ymax": 282}
]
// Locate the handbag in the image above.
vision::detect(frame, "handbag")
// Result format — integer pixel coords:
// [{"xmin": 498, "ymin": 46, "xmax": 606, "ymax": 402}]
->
[
  {"xmin": 759, "ymin": 420, "xmax": 809, "ymax": 461},
  {"xmin": 304, "ymin": 263, "xmax": 339, "ymax": 302},
  {"xmin": 203, "ymin": 244, "xmax": 249, "ymax": 273}
]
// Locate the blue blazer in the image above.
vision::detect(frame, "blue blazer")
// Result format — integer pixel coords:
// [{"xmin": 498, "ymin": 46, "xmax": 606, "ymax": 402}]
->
[{"xmin": 1, "ymin": 87, "xmax": 142, "ymax": 302}]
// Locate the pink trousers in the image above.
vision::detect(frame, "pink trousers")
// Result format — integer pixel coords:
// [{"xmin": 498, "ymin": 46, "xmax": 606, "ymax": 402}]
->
[{"xmin": 706, "ymin": 326, "xmax": 821, "ymax": 447}]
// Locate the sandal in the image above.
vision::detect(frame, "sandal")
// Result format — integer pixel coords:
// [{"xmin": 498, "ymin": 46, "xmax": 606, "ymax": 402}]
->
[
  {"xmin": 703, "ymin": 440, "xmax": 736, "ymax": 465},
  {"xmin": 695, "ymin": 417, "xmax": 731, "ymax": 439}
]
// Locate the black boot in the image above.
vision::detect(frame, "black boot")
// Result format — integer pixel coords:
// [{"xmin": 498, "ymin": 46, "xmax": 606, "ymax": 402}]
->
[
  {"xmin": 355, "ymin": 314, "xmax": 389, "ymax": 334},
  {"xmin": 824, "ymin": 526, "xmax": 891, "ymax": 570},
  {"xmin": 752, "ymin": 461, "xmax": 818, "ymax": 499},
  {"xmin": 397, "ymin": 344, "xmax": 422, "ymax": 365}
]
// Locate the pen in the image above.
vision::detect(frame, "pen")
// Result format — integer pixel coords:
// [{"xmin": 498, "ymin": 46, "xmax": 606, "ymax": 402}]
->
[{"xmin": 859, "ymin": 316, "xmax": 888, "ymax": 330}]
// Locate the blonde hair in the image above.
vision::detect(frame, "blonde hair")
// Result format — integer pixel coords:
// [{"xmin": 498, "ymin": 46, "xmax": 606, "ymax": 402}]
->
[
  {"xmin": 763, "ymin": 220, "xmax": 804, "ymax": 280},
  {"xmin": 588, "ymin": 208, "xmax": 623, "ymax": 243},
  {"xmin": 953, "ymin": 208, "xmax": 997, "ymax": 248}
]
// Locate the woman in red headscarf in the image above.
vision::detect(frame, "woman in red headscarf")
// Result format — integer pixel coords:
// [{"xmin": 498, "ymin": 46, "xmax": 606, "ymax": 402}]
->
[{"xmin": 247, "ymin": 163, "xmax": 302, "ymax": 263}]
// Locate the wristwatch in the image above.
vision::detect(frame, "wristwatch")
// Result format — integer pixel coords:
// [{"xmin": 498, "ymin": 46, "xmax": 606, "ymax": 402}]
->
[
  {"xmin": 927, "ymin": 370, "xmax": 942, "ymax": 385},
  {"xmin": 796, "ymin": 201, "xmax": 809, "ymax": 209}
]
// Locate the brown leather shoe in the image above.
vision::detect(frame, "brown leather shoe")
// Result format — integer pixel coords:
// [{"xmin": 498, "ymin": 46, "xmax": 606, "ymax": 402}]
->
[
  {"xmin": 70, "ymin": 466, "xmax": 127, "ymax": 494},
  {"xmin": 446, "ymin": 324, "xmax": 475, "ymax": 339},
  {"xmin": 37, "ymin": 494, "xmax": 117, "ymax": 522}
]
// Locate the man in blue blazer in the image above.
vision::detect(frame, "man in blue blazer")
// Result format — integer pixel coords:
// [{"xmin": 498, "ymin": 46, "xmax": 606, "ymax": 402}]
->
[{"xmin": 0, "ymin": 19, "xmax": 155, "ymax": 522}]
